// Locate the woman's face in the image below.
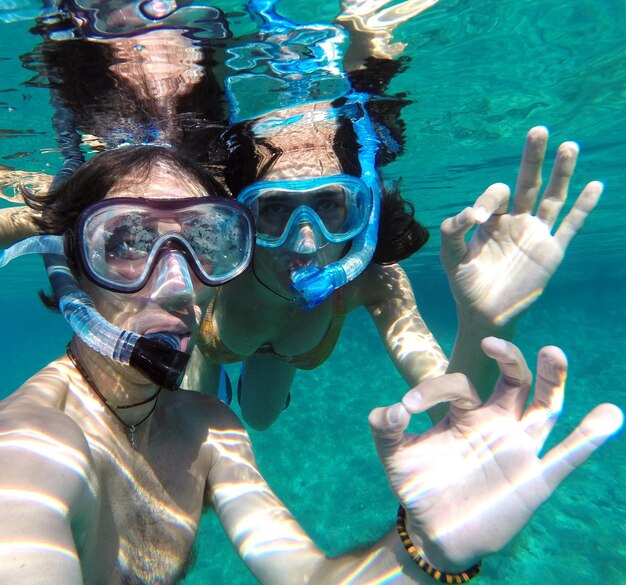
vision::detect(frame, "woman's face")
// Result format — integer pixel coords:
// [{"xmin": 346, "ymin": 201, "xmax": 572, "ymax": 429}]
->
[
  {"xmin": 79, "ymin": 161, "xmax": 214, "ymax": 357},
  {"xmin": 251, "ymin": 179, "xmax": 350, "ymax": 296},
  {"xmin": 250, "ymin": 122, "xmax": 350, "ymax": 295}
]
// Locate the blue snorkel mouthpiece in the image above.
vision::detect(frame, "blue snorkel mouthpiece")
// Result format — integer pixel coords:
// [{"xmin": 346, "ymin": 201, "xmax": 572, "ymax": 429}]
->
[{"xmin": 0, "ymin": 236, "xmax": 189, "ymax": 389}]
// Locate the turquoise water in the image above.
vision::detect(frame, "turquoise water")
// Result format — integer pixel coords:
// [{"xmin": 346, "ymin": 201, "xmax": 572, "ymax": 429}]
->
[{"xmin": 0, "ymin": 1, "xmax": 625, "ymax": 583}]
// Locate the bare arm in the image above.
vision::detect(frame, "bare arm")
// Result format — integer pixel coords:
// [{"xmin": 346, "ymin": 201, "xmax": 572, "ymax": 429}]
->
[
  {"xmin": 206, "ymin": 406, "xmax": 435, "ymax": 585},
  {"xmin": 0, "ymin": 206, "xmax": 40, "ymax": 249},
  {"xmin": 207, "ymin": 340, "xmax": 622, "ymax": 584},
  {"xmin": 0, "ymin": 400, "xmax": 97, "ymax": 584},
  {"xmin": 354, "ymin": 263, "xmax": 449, "ymax": 421}
]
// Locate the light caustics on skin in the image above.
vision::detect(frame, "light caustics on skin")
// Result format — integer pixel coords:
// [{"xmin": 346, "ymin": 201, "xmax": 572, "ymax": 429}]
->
[
  {"xmin": 373, "ymin": 265, "xmax": 448, "ymax": 380},
  {"xmin": 0, "ymin": 429, "xmax": 97, "ymax": 497},
  {"xmin": 335, "ymin": 548, "xmax": 404, "ymax": 585},
  {"xmin": 492, "ymin": 288, "xmax": 543, "ymax": 326},
  {"xmin": 67, "ymin": 383, "xmax": 198, "ymax": 537},
  {"xmin": 0, "ymin": 169, "xmax": 52, "ymax": 201},
  {"xmin": 210, "ymin": 428, "xmax": 314, "ymax": 559},
  {"xmin": 0, "ymin": 541, "xmax": 78, "ymax": 561},
  {"xmin": 386, "ymin": 310, "xmax": 448, "ymax": 380},
  {"xmin": 117, "ymin": 536, "xmax": 187, "ymax": 582},
  {"xmin": 395, "ymin": 390, "xmax": 619, "ymax": 543},
  {"xmin": 0, "ymin": 489, "xmax": 68, "ymax": 516}
]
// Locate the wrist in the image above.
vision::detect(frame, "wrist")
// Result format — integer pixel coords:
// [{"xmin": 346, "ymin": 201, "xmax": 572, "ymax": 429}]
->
[
  {"xmin": 456, "ymin": 309, "xmax": 517, "ymax": 339},
  {"xmin": 396, "ymin": 506, "xmax": 482, "ymax": 583}
]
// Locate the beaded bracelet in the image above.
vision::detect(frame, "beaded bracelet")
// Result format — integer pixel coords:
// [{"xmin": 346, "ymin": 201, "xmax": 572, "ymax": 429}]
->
[{"xmin": 396, "ymin": 506, "xmax": 482, "ymax": 584}]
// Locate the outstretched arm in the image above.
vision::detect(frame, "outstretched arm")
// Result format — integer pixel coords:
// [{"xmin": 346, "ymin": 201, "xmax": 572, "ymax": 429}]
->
[
  {"xmin": 209, "ymin": 340, "xmax": 621, "ymax": 584},
  {"xmin": 0, "ymin": 399, "xmax": 97, "ymax": 584},
  {"xmin": 441, "ymin": 126, "xmax": 601, "ymax": 398},
  {"xmin": 359, "ymin": 263, "xmax": 450, "ymax": 422}
]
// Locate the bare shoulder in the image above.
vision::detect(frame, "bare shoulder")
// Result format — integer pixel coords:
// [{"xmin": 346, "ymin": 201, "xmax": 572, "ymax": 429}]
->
[
  {"xmin": 0, "ymin": 360, "xmax": 96, "ymax": 498},
  {"xmin": 345, "ymin": 263, "xmax": 413, "ymax": 309},
  {"xmin": 169, "ymin": 389, "xmax": 246, "ymax": 435},
  {"xmin": 0, "ymin": 366, "xmax": 97, "ymax": 579}
]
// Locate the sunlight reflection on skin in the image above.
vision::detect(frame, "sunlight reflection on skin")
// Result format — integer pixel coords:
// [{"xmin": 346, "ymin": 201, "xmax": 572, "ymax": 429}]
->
[
  {"xmin": 0, "ymin": 489, "xmax": 69, "ymax": 516},
  {"xmin": 375, "ymin": 264, "xmax": 448, "ymax": 382},
  {"xmin": 336, "ymin": 548, "xmax": 403, "ymax": 585},
  {"xmin": 210, "ymin": 428, "xmax": 315, "ymax": 560},
  {"xmin": 0, "ymin": 429, "xmax": 97, "ymax": 496},
  {"xmin": 0, "ymin": 541, "xmax": 78, "ymax": 561},
  {"xmin": 393, "ymin": 375, "xmax": 608, "ymax": 544},
  {"xmin": 118, "ymin": 536, "xmax": 183, "ymax": 580},
  {"xmin": 337, "ymin": 0, "xmax": 441, "ymax": 61},
  {"xmin": 387, "ymin": 310, "xmax": 448, "ymax": 379},
  {"xmin": 493, "ymin": 288, "xmax": 543, "ymax": 326},
  {"xmin": 0, "ymin": 169, "xmax": 52, "ymax": 201}
]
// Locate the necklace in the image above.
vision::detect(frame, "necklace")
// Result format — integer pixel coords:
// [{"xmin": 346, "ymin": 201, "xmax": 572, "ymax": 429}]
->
[
  {"xmin": 251, "ymin": 260, "xmax": 296, "ymax": 304},
  {"xmin": 66, "ymin": 344, "xmax": 161, "ymax": 449}
]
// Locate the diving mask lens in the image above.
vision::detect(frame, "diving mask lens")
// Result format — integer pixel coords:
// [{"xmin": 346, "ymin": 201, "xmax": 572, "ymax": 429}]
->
[
  {"xmin": 237, "ymin": 175, "xmax": 372, "ymax": 248},
  {"xmin": 75, "ymin": 197, "xmax": 255, "ymax": 292}
]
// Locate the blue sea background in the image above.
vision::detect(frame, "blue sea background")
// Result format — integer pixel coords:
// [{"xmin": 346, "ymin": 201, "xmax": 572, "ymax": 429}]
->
[{"xmin": 0, "ymin": 0, "xmax": 624, "ymax": 583}]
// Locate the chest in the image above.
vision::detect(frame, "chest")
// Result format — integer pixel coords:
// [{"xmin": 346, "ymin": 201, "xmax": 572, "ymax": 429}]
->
[
  {"xmin": 83, "ymin": 433, "xmax": 207, "ymax": 584},
  {"xmin": 217, "ymin": 296, "xmax": 338, "ymax": 357}
]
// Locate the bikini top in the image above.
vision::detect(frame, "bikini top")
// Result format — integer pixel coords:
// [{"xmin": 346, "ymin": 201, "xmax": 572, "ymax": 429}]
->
[{"xmin": 197, "ymin": 289, "xmax": 347, "ymax": 370}]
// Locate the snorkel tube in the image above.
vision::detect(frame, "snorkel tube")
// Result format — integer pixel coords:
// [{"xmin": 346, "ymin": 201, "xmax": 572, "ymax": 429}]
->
[
  {"xmin": 290, "ymin": 94, "xmax": 381, "ymax": 310},
  {"xmin": 0, "ymin": 236, "xmax": 189, "ymax": 389}
]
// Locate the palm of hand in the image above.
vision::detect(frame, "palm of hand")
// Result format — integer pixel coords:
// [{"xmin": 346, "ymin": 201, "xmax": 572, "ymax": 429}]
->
[
  {"xmin": 370, "ymin": 338, "xmax": 622, "ymax": 574},
  {"xmin": 449, "ymin": 213, "xmax": 564, "ymax": 324},
  {"xmin": 390, "ymin": 409, "xmax": 549, "ymax": 567},
  {"xmin": 441, "ymin": 127, "xmax": 601, "ymax": 327}
]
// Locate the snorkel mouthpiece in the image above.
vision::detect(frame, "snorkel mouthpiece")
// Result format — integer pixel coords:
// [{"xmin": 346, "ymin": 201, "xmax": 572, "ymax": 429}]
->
[
  {"xmin": 290, "ymin": 264, "xmax": 347, "ymax": 310},
  {"xmin": 129, "ymin": 337, "xmax": 190, "ymax": 390}
]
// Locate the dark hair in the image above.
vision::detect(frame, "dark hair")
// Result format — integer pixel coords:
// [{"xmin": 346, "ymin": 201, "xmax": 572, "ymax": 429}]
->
[
  {"xmin": 24, "ymin": 145, "xmax": 227, "ymax": 235},
  {"xmin": 222, "ymin": 112, "xmax": 429, "ymax": 265}
]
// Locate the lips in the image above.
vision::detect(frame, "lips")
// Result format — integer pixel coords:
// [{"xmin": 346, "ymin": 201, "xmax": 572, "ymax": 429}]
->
[{"xmin": 144, "ymin": 331, "xmax": 191, "ymax": 353}]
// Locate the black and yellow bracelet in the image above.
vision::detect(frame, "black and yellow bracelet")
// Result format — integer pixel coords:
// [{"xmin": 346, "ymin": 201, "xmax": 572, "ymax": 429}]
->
[{"xmin": 396, "ymin": 506, "xmax": 482, "ymax": 584}]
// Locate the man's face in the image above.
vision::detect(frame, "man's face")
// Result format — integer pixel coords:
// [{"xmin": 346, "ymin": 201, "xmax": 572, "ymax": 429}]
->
[{"xmin": 80, "ymin": 162, "xmax": 215, "ymax": 358}]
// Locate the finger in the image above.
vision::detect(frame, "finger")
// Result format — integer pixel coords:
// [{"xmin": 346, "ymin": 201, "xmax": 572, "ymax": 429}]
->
[
  {"xmin": 513, "ymin": 126, "xmax": 549, "ymax": 214},
  {"xmin": 535, "ymin": 141, "xmax": 579, "ymax": 228},
  {"xmin": 471, "ymin": 182, "xmax": 511, "ymax": 223},
  {"xmin": 439, "ymin": 206, "xmax": 475, "ymax": 270},
  {"xmin": 402, "ymin": 373, "xmax": 482, "ymax": 418},
  {"xmin": 540, "ymin": 403, "xmax": 623, "ymax": 492},
  {"xmin": 553, "ymin": 181, "xmax": 603, "ymax": 250},
  {"xmin": 369, "ymin": 403, "xmax": 411, "ymax": 453},
  {"xmin": 521, "ymin": 345, "xmax": 567, "ymax": 450},
  {"xmin": 482, "ymin": 337, "xmax": 532, "ymax": 419}
]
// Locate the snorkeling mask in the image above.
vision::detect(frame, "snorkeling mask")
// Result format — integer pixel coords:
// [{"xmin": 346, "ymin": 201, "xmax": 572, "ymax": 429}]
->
[
  {"xmin": 69, "ymin": 197, "xmax": 255, "ymax": 292},
  {"xmin": 0, "ymin": 197, "xmax": 255, "ymax": 389},
  {"xmin": 237, "ymin": 174, "xmax": 373, "ymax": 252}
]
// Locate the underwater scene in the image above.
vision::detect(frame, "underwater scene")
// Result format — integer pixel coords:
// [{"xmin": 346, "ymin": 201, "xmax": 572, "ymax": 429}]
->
[{"xmin": 0, "ymin": 0, "xmax": 624, "ymax": 583}]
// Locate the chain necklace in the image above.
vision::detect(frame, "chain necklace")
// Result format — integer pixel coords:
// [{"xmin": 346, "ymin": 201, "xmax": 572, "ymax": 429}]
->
[{"xmin": 66, "ymin": 344, "xmax": 161, "ymax": 449}]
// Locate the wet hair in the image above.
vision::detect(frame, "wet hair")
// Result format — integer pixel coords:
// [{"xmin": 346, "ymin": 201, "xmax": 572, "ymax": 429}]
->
[
  {"xmin": 23, "ymin": 145, "xmax": 227, "ymax": 235},
  {"xmin": 222, "ymin": 111, "xmax": 429, "ymax": 265}
]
